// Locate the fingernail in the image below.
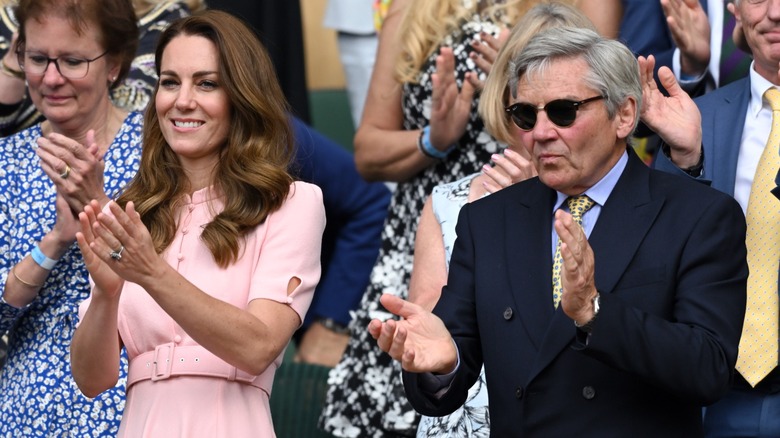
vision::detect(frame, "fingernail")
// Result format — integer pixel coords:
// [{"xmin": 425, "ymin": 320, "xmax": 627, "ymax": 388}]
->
[
  {"xmin": 491, "ymin": 153, "xmax": 501, "ymax": 161},
  {"xmin": 504, "ymin": 149, "xmax": 515, "ymax": 156},
  {"xmin": 482, "ymin": 164, "xmax": 491, "ymax": 173}
]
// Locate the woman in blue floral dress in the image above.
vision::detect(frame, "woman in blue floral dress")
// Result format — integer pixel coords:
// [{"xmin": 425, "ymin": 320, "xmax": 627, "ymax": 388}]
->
[{"xmin": 0, "ymin": 0, "xmax": 142, "ymax": 435}]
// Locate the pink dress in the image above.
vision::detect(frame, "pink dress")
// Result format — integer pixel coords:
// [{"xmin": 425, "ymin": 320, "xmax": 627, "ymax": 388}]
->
[{"xmin": 82, "ymin": 182, "xmax": 325, "ymax": 437}]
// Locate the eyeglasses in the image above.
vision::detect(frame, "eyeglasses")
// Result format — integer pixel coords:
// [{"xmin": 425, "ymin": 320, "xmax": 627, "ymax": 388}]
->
[
  {"xmin": 505, "ymin": 95, "xmax": 605, "ymax": 131},
  {"xmin": 17, "ymin": 50, "xmax": 109, "ymax": 79}
]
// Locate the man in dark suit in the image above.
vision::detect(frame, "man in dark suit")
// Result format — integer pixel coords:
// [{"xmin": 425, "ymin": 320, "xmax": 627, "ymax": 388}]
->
[
  {"xmin": 368, "ymin": 27, "xmax": 747, "ymax": 436},
  {"xmin": 648, "ymin": 0, "xmax": 780, "ymax": 435}
]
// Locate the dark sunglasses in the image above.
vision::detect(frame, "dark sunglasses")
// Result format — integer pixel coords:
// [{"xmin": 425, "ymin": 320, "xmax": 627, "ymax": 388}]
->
[{"xmin": 505, "ymin": 95, "xmax": 605, "ymax": 131}]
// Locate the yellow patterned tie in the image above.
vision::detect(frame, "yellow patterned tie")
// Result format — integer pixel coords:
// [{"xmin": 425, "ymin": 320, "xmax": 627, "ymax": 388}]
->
[
  {"xmin": 552, "ymin": 195, "xmax": 595, "ymax": 308},
  {"xmin": 736, "ymin": 87, "xmax": 780, "ymax": 387}
]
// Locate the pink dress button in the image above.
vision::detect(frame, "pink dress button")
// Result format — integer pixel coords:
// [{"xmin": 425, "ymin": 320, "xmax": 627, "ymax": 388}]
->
[
  {"xmin": 177, "ymin": 253, "xmax": 184, "ymax": 261},
  {"xmin": 174, "ymin": 335, "xmax": 182, "ymax": 343}
]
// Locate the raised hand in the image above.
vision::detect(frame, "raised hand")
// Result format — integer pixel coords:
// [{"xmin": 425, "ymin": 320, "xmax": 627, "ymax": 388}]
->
[
  {"xmin": 638, "ymin": 55, "xmax": 702, "ymax": 168},
  {"xmin": 368, "ymin": 293, "xmax": 458, "ymax": 374},
  {"xmin": 76, "ymin": 200, "xmax": 124, "ymax": 298},
  {"xmin": 36, "ymin": 129, "xmax": 108, "ymax": 213},
  {"xmin": 480, "ymin": 148, "xmax": 536, "ymax": 194},
  {"xmin": 661, "ymin": 0, "xmax": 710, "ymax": 77},
  {"xmin": 79, "ymin": 200, "xmax": 162, "ymax": 288},
  {"xmin": 555, "ymin": 209, "xmax": 598, "ymax": 325},
  {"xmin": 429, "ymin": 47, "xmax": 476, "ymax": 154},
  {"xmin": 466, "ymin": 28, "xmax": 509, "ymax": 90}
]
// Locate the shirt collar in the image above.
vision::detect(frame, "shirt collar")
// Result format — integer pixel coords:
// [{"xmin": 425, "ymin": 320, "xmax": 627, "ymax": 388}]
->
[
  {"xmin": 749, "ymin": 64, "xmax": 778, "ymax": 118},
  {"xmin": 553, "ymin": 150, "xmax": 628, "ymax": 212}
]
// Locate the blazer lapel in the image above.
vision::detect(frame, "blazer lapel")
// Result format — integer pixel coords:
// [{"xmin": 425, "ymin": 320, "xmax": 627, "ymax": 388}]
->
[
  {"xmin": 504, "ymin": 178, "xmax": 557, "ymax": 352},
  {"xmin": 589, "ymin": 151, "xmax": 664, "ymax": 293},
  {"xmin": 704, "ymin": 79, "xmax": 750, "ymax": 197},
  {"xmin": 526, "ymin": 151, "xmax": 664, "ymax": 381}
]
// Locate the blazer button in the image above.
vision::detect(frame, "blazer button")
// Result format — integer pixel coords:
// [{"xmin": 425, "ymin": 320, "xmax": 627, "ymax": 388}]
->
[
  {"xmin": 515, "ymin": 386, "xmax": 524, "ymax": 399},
  {"xmin": 503, "ymin": 307, "xmax": 513, "ymax": 320},
  {"xmin": 582, "ymin": 386, "xmax": 596, "ymax": 400}
]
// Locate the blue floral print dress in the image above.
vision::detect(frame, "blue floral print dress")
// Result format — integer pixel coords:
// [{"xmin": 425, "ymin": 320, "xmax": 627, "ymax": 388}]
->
[{"xmin": 0, "ymin": 112, "xmax": 143, "ymax": 437}]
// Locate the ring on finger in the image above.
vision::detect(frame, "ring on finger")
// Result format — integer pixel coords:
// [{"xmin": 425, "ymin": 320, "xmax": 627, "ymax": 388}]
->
[
  {"xmin": 59, "ymin": 164, "xmax": 71, "ymax": 179},
  {"xmin": 109, "ymin": 245, "xmax": 124, "ymax": 261}
]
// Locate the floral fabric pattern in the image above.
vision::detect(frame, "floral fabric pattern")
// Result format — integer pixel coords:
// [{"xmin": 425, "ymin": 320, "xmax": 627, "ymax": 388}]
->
[
  {"xmin": 319, "ymin": 14, "xmax": 504, "ymax": 438},
  {"xmin": 0, "ymin": 113, "xmax": 143, "ymax": 437},
  {"xmin": 418, "ymin": 173, "xmax": 489, "ymax": 437}
]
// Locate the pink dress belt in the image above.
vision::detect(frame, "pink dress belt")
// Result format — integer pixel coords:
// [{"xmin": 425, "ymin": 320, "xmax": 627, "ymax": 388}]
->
[{"xmin": 127, "ymin": 342, "xmax": 274, "ymax": 394}]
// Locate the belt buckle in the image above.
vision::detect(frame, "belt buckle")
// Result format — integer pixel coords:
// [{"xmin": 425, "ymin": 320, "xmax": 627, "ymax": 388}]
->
[{"xmin": 151, "ymin": 342, "xmax": 175, "ymax": 382}]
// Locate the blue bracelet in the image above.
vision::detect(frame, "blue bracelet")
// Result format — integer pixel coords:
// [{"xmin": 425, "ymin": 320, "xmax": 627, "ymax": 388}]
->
[
  {"xmin": 31, "ymin": 245, "xmax": 58, "ymax": 270},
  {"xmin": 418, "ymin": 126, "xmax": 456, "ymax": 160}
]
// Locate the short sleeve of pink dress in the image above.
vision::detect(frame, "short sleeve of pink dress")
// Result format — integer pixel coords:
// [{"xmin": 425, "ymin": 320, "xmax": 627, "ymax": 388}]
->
[{"xmin": 101, "ymin": 181, "xmax": 325, "ymax": 438}]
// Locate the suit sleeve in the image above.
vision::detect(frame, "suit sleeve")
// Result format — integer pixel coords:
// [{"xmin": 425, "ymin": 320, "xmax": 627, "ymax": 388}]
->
[
  {"xmin": 579, "ymin": 194, "xmax": 747, "ymax": 405},
  {"xmin": 403, "ymin": 204, "xmax": 484, "ymax": 416},
  {"xmin": 652, "ymin": 141, "xmax": 716, "ymax": 189}
]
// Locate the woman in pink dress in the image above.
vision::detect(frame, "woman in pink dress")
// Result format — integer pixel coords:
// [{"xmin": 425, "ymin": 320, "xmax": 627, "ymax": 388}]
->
[{"xmin": 69, "ymin": 10, "xmax": 326, "ymax": 437}]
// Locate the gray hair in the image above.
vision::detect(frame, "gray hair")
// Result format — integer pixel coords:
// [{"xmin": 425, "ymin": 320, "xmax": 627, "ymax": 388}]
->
[{"xmin": 507, "ymin": 27, "xmax": 642, "ymax": 134}]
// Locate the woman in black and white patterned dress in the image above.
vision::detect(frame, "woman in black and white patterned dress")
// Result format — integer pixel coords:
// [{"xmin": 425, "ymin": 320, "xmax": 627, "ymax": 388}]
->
[{"xmin": 318, "ymin": 0, "xmax": 531, "ymax": 436}]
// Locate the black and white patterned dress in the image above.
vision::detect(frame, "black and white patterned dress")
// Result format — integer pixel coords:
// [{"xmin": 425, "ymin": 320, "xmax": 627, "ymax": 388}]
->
[{"xmin": 319, "ymin": 13, "xmax": 504, "ymax": 438}]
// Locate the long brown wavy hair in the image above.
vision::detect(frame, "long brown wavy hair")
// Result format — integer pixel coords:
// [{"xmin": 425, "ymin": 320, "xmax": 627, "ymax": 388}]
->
[{"xmin": 117, "ymin": 10, "xmax": 294, "ymax": 268}]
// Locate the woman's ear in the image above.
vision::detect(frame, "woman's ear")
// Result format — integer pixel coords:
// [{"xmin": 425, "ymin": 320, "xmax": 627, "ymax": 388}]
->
[{"xmin": 107, "ymin": 56, "xmax": 121, "ymax": 85}]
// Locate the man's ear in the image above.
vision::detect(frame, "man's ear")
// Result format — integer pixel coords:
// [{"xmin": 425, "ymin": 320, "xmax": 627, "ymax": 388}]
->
[{"xmin": 615, "ymin": 96, "xmax": 637, "ymax": 140}]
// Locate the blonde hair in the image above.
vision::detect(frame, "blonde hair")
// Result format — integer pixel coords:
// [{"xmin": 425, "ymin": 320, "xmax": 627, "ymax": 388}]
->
[
  {"xmin": 478, "ymin": 1, "xmax": 594, "ymax": 146},
  {"xmin": 394, "ymin": 0, "xmax": 531, "ymax": 84}
]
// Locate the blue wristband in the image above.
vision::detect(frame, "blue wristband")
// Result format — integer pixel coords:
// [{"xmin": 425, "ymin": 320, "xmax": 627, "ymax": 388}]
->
[
  {"xmin": 418, "ymin": 126, "xmax": 455, "ymax": 159},
  {"xmin": 31, "ymin": 245, "xmax": 58, "ymax": 270}
]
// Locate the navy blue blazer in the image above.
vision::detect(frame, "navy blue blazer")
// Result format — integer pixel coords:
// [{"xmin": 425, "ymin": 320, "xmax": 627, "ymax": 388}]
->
[
  {"xmin": 655, "ymin": 77, "xmax": 780, "ymax": 392},
  {"xmin": 620, "ymin": 0, "xmax": 676, "ymax": 69},
  {"xmin": 404, "ymin": 150, "xmax": 747, "ymax": 436}
]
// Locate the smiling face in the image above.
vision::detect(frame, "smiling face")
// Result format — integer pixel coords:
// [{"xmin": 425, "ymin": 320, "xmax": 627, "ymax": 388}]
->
[
  {"xmin": 513, "ymin": 56, "xmax": 635, "ymax": 195},
  {"xmin": 156, "ymin": 34, "xmax": 231, "ymax": 176},
  {"xmin": 735, "ymin": 0, "xmax": 780, "ymax": 83},
  {"xmin": 23, "ymin": 14, "xmax": 118, "ymax": 130}
]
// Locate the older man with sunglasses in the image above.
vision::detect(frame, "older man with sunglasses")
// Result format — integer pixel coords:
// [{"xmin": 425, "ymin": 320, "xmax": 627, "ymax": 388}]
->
[{"xmin": 367, "ymin": 27, "xmax": 748, "ymax": 436}]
